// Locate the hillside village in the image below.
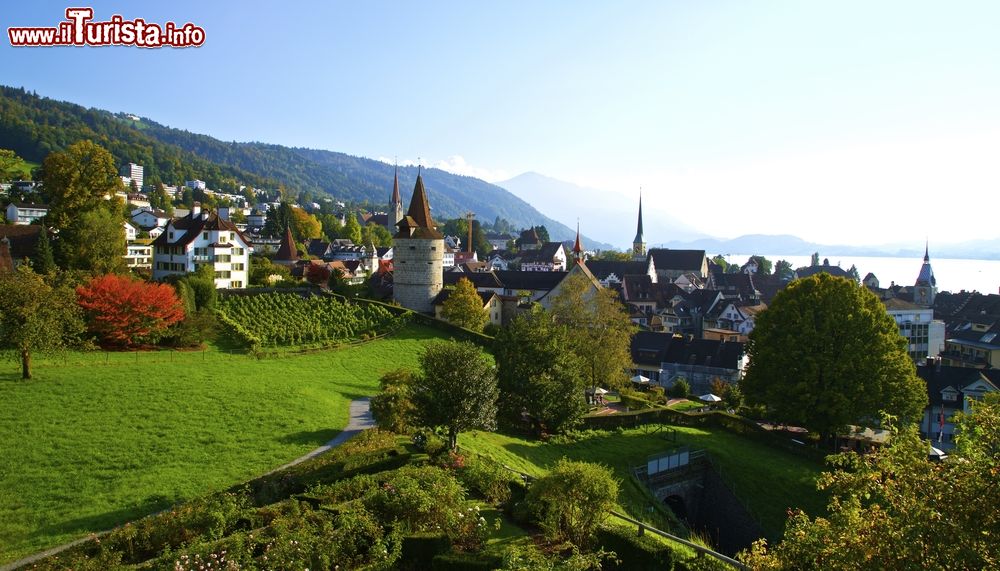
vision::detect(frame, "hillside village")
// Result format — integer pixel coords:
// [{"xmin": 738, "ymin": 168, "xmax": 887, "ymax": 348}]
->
[{"xmin": 4, "ymin": 152, "xmax": 999, "ymax": 459}]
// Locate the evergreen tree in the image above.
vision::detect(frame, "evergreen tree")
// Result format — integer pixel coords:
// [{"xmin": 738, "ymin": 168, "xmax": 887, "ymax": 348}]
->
[
  {"xmin": 343, "ymin": 211, "xmax": 363, "ymax": 245},
  {"xmin": 32, "ymin": 227, "xmax": 55, "ymax": 275}
]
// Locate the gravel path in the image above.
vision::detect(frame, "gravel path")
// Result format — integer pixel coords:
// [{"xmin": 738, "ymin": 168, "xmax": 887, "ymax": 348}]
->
[{"xmin": 1, "ymin": 398, "xmax": 375, "ymax": 571}]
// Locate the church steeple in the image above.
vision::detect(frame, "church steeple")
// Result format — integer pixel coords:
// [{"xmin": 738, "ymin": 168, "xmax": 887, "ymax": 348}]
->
[
  {"xmin": 914, "ymin": 240, "xmax": 937, "ymax": 306},
  {"xmin": 390, "ymin": 164, "xmax": 403, "ymax": 228},
  {"xmin": 632, "ymin": 191, "xmax": 646, "ymax": 261},
  {"xmin": 573, "ymin": 220, "xmax": 584, "ymax": 262}
]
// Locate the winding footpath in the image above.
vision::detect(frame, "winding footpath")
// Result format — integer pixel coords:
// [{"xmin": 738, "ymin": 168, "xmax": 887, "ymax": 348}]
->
[{"xmin": 0, "ymin": 398, "xmax": 375, "ymax": 571}]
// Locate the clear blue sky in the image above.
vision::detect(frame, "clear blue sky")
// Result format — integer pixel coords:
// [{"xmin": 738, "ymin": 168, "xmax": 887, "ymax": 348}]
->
[{"xmin": 3, "ymin": 1, "xmax": 999, "ymax": 246}]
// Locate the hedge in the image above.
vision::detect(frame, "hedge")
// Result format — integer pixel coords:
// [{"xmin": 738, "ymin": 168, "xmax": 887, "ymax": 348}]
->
[{"xmin": 595, "ymin": 524, "xmax": 677, "ymax": 571}]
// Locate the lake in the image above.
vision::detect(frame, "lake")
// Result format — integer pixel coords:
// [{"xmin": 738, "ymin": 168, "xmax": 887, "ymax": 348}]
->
[{"xmin": 724, "ymin": 254, "xmax": 1000, "ymax": 295}]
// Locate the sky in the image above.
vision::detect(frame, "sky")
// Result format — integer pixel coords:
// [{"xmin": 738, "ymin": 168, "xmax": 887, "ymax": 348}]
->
[{"xmin": 2, "ymin": 1, "xmax": 999, "ymax": 247}]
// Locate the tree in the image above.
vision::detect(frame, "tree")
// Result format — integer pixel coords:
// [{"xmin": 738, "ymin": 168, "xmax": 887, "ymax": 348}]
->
[
  {"xmin": 40, "ymin": 141, "xmax": 121, "ymax": 232},
  {"xmin": 494, "ymin": 306, "xmax": 589, "ymax": 434},
  {"xmin": 411, "ymin": 340, "xmax": 498, "ymax": 450},
  {"xmin": 847, "ymin": 264, "xmax": 861, "ymax": 284},
  {"xmin": 740, "ymin": 273, "xmax": 927, "ymax": 442},
  {"xmin": 810, "ymin": 252, "xmax": 820, "ymax": 267},
  {"xmin": 318, "ymin": 213, "xmax": 344, "ymax": 242},
  {"xmin": 440, "ymin": 277, "xmax": 488, "ymax": 332},
  {"xmin": 361, "ymin": 223, "xmax": 393, "ymax": 248},
  {"xmin": 149, "ymin": 182, "xmax": 174, "ymax": 216},
  {"xmin": 290, "ymin": 207, "xmax": 322, "ymax": 241},
  {"xmin": 343, "ymin": 211, "xmax": 363, "ymax": 245},
  {"xmin": 594, "ymin": 249, "xmax": 632, "ymax": 261},
  {"xmin": 547, "ymin": 272, "xmax": 634, "ymax": 391},
  {"xmin": 711, "ymin": 254, "xmax": 729, "ymax": 273},
  {"xmin": 751, "ymin": 255, "xmax": 773, "ymax": 276},
  {"xmin": 370, "ymin": 369, "xmax": 417, "ymax": 433},
  {"xmin": 305, "ymin": 263, "xmax": 332, "ymax": 287},
  {"xmin": 533, "ymin": 225, "xmax": 550, "ymax": 243},
  {"xmin": 249, "ymin": 257, "xmax": 291, "ymax": 286},
  {"xmin": 741, "ymin": 395, "xmax": 1000, "ymax": 570},
  {"xmin": 0, "ymin": 266, "xmax": 84, "ymax": 379},
  {"xmin": 0, "ymin": 148, "xmax": 26, "ymax": 182},
  {"xmin": 76, "ymin": 274, "xmax": 185, "ymax": 347},
  {"xmin": 58, "ymin": 207, "xmax": 128, "ymax": 273},
  {"xmin": 525, "ymin": 459, "xmax": 619, "ymax": 548},
  {"xmin": 774, "ymin": 259, "xmax": 794, "ymax": 281},
  {"xmin": 32, "ymin": 227, "xmax": 56, "ymax": 275}
]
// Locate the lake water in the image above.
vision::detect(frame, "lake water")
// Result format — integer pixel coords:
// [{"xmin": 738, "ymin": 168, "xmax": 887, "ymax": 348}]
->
[{"xmin": 724, "ymin": 254, "xmax": 1000, "ymax": 295}]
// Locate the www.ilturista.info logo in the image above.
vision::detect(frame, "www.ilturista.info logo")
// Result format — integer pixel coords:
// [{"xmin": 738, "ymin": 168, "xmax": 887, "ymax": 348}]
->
[{"xmin": 8, "ymin": 7, "xmax": 205, "ymax": 48}]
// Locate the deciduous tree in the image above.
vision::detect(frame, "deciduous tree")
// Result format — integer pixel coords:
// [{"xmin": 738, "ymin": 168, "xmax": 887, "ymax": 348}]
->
[
  {"xmin": 59, "ymin": 207, "xmax": 128, "ymax": 273},
  {"xmin": 411, "ymin": 340, "xmax": 498, "ymax": 450},
  {"xmin": 741, "ymin": 273, "xmax": 926, "ymax": 442},
  {"xmin": 494, "ymin": 306, "xmax": 588, "ymax": 433},
  {"xmin": 40, "ymin": 141, "xmax": 121, "ymax": 232},
  {"xmin": 343, "ymin": 211, "xmax": 363, "ymax": 245},
  {"xmin": 0, "ymin": 266, "xmax": 84, "ymax": 379},
  {"xmin": 370, "ymin": 369, "xmax": 417, "ymax": 433},
  {"xmin": 547, "ymin": 272, "xmax": 634, "ymax": 391},
  {"xmin": 741, "ymin": 394, "xmax": 1000, "ymax": 570},
  {"xmin": 76, "ymin": 274, "xmax": 185, "ymax": 347},
  {"xmin": 440, "ymin": 277, "xmax": 488, "ymax": 332}
]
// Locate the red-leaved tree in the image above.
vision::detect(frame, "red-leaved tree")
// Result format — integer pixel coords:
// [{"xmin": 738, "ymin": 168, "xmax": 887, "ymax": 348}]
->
[
  {"xmin": 306, "ymin": 263, "xmax": 332, "ymax": 287},
  {"xmin": 76, "ymin": 274, "xmax": 186, "ymax": 347}
]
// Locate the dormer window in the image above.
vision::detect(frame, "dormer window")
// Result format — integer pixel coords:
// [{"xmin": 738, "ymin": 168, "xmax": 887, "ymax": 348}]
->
[{"xmin": 943, "ymin": 392, "xmax": 957, "ymax": 402}]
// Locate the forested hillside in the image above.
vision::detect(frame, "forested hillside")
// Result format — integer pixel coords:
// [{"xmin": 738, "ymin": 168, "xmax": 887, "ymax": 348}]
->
[{"xmin": 0, "ymin": 85, "xmax": 608, "ymax": 246}]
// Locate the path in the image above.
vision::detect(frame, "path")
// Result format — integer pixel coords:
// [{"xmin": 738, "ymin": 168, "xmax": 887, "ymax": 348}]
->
[{"xmin": 1, "ymin": 398, "xmax": 375, "ymax": 571}]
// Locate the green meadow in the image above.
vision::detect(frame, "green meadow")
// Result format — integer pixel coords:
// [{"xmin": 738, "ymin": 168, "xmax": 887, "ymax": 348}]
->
[{"xmin": 0, "ymin": 325, "xmax": 441, "ymax": 563}]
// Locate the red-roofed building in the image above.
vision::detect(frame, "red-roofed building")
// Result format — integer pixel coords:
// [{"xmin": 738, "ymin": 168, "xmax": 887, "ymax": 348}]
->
[{"xmin": 151, "ymin": 203, "xmax": 250, "ymax": 288}]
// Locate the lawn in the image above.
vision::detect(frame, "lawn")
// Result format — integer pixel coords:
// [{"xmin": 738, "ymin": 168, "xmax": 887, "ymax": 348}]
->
[
  {"xmin": 0, "ymin": 325, "xmax": 443, "ymax": 564},
  {"xmin": 458, "ymin": 424, "xmax": 827, "ymax": 539}
]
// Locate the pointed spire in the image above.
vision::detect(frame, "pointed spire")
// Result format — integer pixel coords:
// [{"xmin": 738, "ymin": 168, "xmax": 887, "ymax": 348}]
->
[
  {"xmin": 275, "ymin": 226, "xmax": 298, "ymax": 261},
  {"xmin": 573, "ymin": 220, "xmax": 583, "ymax": 260},
  {"xmin": 924, "ymin": 239, "xmax": 930, "ymax": 262},
  {"xmin": 391, "ymin": 163, "xmax": 401, "ymax": 205},
  {"xmin": 406, "ymin": 173, "xmax": 435, "ymax": 229},
  {"xmin": 633, "ymin": 190, "xmax": 644, "ymax": 245}
]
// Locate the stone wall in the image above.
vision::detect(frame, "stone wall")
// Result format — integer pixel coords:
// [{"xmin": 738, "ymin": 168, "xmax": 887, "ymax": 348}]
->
[{"xmin": 393, "ymin": 237, "xmax": 443, "ymax": 313}]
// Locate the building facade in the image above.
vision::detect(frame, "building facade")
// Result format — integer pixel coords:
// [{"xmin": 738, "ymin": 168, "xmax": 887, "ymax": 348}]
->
[{"xmin": 151, "ymin": 204, "xmax": 250, "ymax": 288}]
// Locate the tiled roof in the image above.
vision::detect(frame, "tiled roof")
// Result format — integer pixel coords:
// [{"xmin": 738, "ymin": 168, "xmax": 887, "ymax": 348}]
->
[
  {"xmin": 630, "ymin": 332, "xmax": 744, "ymax": 370},
  {"xmin": 150, "ymin": 210, "xmax": 248, "ymax": 250},
  {"xmin": 395, "ymin": 174, "xmax": 443, "ymax": 239},
  {"xmin": 648, "ymin": 248, "xmax": 707, "ymax": 272},
  {"xmin": 794, "ymin": 264, "xmax": 853, "ymax": 280},
  {"xmin": 584, "ymin": 260, "xmax": 649, "ymax": 281},
  {"xmin": 519, "ymin": 242, "xmax": 564, "ymax": 264},
  {"xmin": 0, "ymin": 224, "xmax": 41, "ymax": 259}
]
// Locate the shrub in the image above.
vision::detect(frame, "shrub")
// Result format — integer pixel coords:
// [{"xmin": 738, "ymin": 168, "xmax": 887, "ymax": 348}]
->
[
  {"xmin": 363, "ymin": 465, "xmax": 467, "ymax": 534},
  {"xmin": 619, "ymin": 389, "xmax": 654, "ymax": 410},
  {"xmin": 595, "ymin": 524, "xmax": 675, "ymax": 570},
  {"xmin": 461, "ymin": 456, "xmax": 517, "ymax": 504},
  {"xmin": 524, "ymin": 459, "xmax": 619, "ymax": 548},
  {"xmin": 413, "ymin": 428, "xmax": 448, "ymax": 457},
  {"xmin": 371, "ymin": 369, "xmax": 417, "ymax": 433},
  {"xmin": 667, "ymin": 378, "xmax": 691, "ymax": 399},
  {"xmin": 648, "ymin": 385, "xmax": 667, "ymax": 404},
  {"xmin": 401, "ymin": 533, "xmax": 452, "ymax": 568}
]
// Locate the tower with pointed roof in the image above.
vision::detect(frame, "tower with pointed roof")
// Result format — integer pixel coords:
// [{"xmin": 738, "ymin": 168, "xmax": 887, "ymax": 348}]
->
[
  {"xmin": 389, "ymin": 164, "xmax": 404, "ymax": 230},
  {"xmin": 393, "ymin": 172, "xmax": 444, "ymax": 313},
  {"xmin": 572, "ymin": 221, "xmax": 584, "ymax": 262},
  {"xmin": 632, "ymin": 193, "xmax": 646, "ymax": 261},
  {"xmin": 914, "ymin": 241, "xmax": 937, "ymax": 306}
]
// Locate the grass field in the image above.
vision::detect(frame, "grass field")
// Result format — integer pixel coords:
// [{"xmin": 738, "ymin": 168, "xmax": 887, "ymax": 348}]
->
[
  {"xmin": 0, "ymin": 325, "xmax": 443, "ymax": 564},
  {"xmin": 458, "ymin": 425, "xmax": 827, "ymax": 539}
]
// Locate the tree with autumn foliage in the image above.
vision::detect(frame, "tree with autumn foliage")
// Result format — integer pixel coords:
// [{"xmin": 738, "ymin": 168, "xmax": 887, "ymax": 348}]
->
[{"xmin": 76, "ymin": 274, "xmax": 186, "ymax": 347}]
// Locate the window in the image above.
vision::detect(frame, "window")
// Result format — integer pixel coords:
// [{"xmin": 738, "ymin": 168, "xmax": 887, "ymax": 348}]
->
[
  {"xmin": 215, "ymin": 271, "xmax": 231, "ymax": 279},
  {"xmin": 202, "ymin": 232, "xmax": 208, "ymax": 239},
  {"xmin": 230, "ymin": 281, "xmax": 243, "ymax": 288},
  {"xmin": 232, "ymin": 263, "xmax": 245, "ymax": 271}
]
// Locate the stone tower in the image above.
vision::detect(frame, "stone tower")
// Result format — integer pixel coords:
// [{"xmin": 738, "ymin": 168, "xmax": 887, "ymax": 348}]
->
[
  {"xmin": 393, "ymin": 172, "xmax": 443, "ymax": 313},
  {"xmin": 389, "ymin": 164, "xmax": 404, "ymax": 229},
  {"xmin": 632, "ymin": 193, "xmax": 646, "ymax": 261},
  {"xmin": 914, "ymin": 241, "xmax": 937, "ymax": 307}
]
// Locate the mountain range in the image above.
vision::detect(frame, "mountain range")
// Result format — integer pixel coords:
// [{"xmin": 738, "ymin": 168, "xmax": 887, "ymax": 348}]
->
[{"xmin": 0, "ymin": 85, "xmax": 611, "ymax": 248}]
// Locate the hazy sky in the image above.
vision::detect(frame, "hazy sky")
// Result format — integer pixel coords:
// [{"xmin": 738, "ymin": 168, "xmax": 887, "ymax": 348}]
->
[{"xmin": 3, "ymin": 1, "xmax": 999, "ymax": 246}]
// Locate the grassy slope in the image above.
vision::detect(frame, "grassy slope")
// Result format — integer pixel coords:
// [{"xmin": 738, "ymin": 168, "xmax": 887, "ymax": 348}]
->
[
  {"xmin": 459, "ymin": 425, "xmax": 826, "ymax": 539},
  {"xmin": 0, "ymin": 325, "xmax": 441, "ymax": 563}
]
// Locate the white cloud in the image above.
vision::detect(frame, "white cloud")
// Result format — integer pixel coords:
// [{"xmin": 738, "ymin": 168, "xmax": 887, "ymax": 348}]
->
[{"xmin": 376, "ymin": 155, "xmax": 511, "ymax": 183}]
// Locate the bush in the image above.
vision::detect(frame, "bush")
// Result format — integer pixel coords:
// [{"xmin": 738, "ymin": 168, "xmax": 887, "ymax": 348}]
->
[
  {"xmin": 371, "ymin": 369, "xmax": 416, "ymax": 433},
  {"xmin": 400, "ymin": 533, "xmax": 452, "ymax": 568},
  {"xmin": 524, "ymin": 460, "xmax": 620, "ymax": 548},
  {"xmin": 619, "ymin": 389, "xmax": 654, "ymax": 411},
  {"xmin": 433, "ymin": 551, "xmax": 501, "ymax": 570},
  {"xmin": 363, "ymin": 465, "xmax": 467, "ymax": 534},
  {"xmin": 648, "ymin": 386, "xmax": 667, "ymax": 404},
  {"xmin": 594, "ymin": 524, "xmax": 675, "ymax": 570},
  {"xmin": 461, "ymin": 456, "xmax": 517, "ymax": 504},
  {"xmin": 413, "ymin": 428, "xmax": 448, "ymax": 457},
  {"xmin": 667, "ymin": 379, "xmax": 691, "ymax": 399}
]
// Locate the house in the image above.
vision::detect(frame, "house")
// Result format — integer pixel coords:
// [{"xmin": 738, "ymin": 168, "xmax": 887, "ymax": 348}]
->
[
  {"xmin": 131, "ymin": 208, "xmax": 170, "ymax": 229},
  {"xmin": 516, "ymin": 228, "xmax": 542, "ymax": 251},
  {"xmin": 584, "ymin": 259, "xmax": 656, "ymax": 287},
  {"xmin": 647, "ymin": 248, "xmax": 708, "ymax": 281},
  {"xmin": 125, "ymin": 240, "xmax": 153, "ymax": 269},
  {"xmin": 148, "ymin": 226, "xmax": 164, "ymax": 240},
  {"xmin": 673, "ymin": 272, "xmax": 704, "ymax": 293},
  {"xmin": 917, "ymin": 360, "xmax": 1000, "ymax": 449},
  {"xmin": 708, "ymin": 272, "xmax": 760, "ymax": 302},
  {"xmin": 863, "ymin": 272, "xmax": 880, "ymax": 289},
  {"xmin": 519, "ymin": 242, "xmax": 567, "ymax": 272},
  {"xmin": 126, "ymin": 193, "xmax": 150, "ymax": 209},
  {"xmin": 630, "ymin": 332, "xmax": 747, "ymax": 394},
  {"xmin": 939, "ymin": 323, "xmax": 1000, "ymax": 369},
  {"xmin": 151, "ymin": 203, "xmax": 251, "ymax": 288},
  {"xmin": 536, "ymin": 261, "xmax": 602, "ymax": 310},
  {"xmin": 432, "ymin": 288, "xmax": 502, "ymax": 328},
  {"xmin": 485, "ymin": 232, "xmax": 514, "ymax": 251},
  {"xmin": 883, "ymin": 297, "xmax": 945, "ymax": 361},
  {"xmin": 123, "ymin": 221, "xmax": 138, "ymax": 242},
  {"xmin": 5, "ymin": 202, "xmax": 49, "ymax": 225},
  {"xmin": 794, "ymin": 259, "xmax": 853, "ymax": 280},
  {"xmin": 0, "ymin": 224, "xmax": 41, "ymax": 267},
  {"xmin": 715, "ymin": 302, "xmax": 766, "ymax": 337}
]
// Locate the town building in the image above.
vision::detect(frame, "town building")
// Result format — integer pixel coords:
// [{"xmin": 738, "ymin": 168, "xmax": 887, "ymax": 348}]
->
[
  {"xmin": 917, "ymin": 360, "xmax": 1000, "ymax": 450},
  {"xmin": 632, "ymin": 194, "xmax": 646, "ymax": 261},
  {"xmin": 151, "ymin": 203, "xmax": 250, "ymax": 288},
  {"xmin": 392, "ymin": 172, "xmax": 444, "ymax": 313},
  {"xmin": 5, "ymin": 202, "xmax": 49, "ymax": 225},
  {"xmin": 883, "ymin": 297, "xmax": 945, "ymax": 361},
  {"xmin": 913, "ymin": 243, "xmax": 938, "ymax": 307},
  {"xmin": 120, "ymin": 163, "xmax": 144, "ymax": 189}
]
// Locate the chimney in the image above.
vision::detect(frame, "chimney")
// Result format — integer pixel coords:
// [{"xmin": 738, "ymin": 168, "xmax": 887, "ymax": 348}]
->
[{"xmin": 191, "ymin": 201, "xmax": 201, "ymax": 218}]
